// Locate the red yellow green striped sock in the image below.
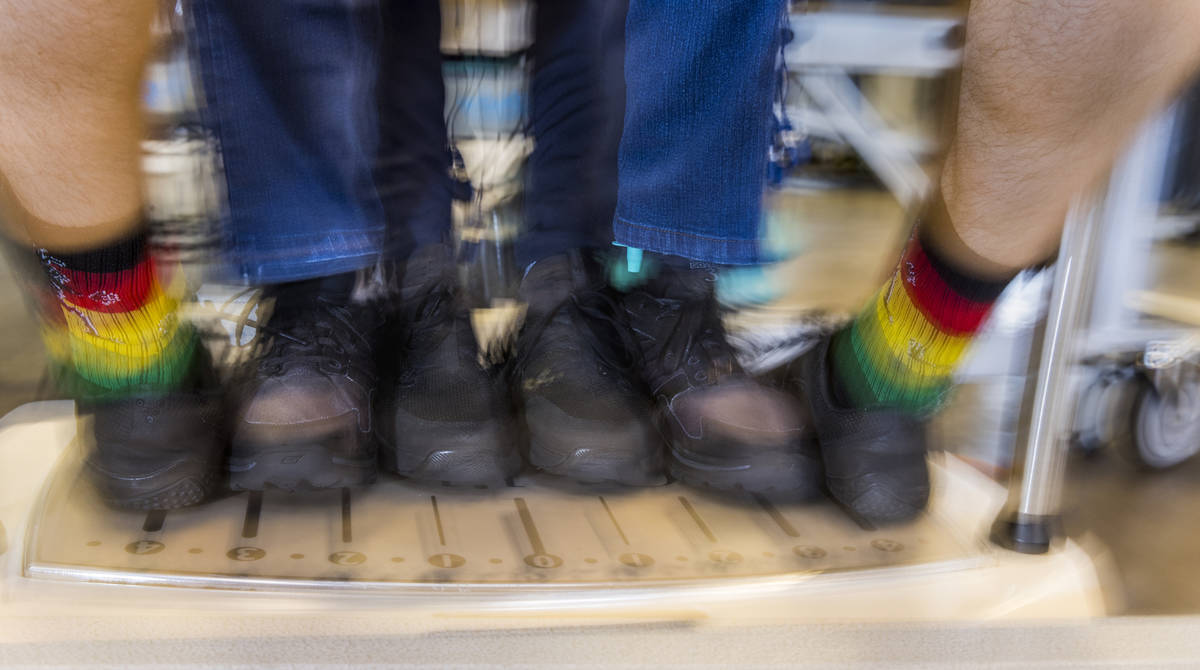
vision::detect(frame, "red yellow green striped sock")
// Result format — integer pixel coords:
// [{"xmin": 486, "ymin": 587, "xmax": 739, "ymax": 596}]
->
[
  {"xmin": 35, "ymin": 231, "xmax": 196, "ymax": 398},
  {"xmin": 830, "ymin": 231, "xmax": 1011, "ymax": 415}
]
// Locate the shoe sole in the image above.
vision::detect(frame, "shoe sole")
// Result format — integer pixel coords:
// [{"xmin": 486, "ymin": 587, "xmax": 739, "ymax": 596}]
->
[
  {"xmin": 524, "ymin": 397, "xmax": 664, "ymax": 486},
  {"xmin": 381, "ymin": 409, "xmax": 520, "ymax": 486},
  {"xmin": 529, "ymin": 437, "xmax": 665, "ymax": 486},
  {"xmin": 824, "ymin": 474, "xmax": 930, "ymax": 530},
  {"xmin": 86, "ymin": 459, "xmax": 220, "ymax": 510},
  {"xmin": 230, "ymin": 418, "xmax": 375, "ymax": 492},
  {"xmin": 668, "ymin": 439, "xmax": 824, "ymax": 500}
]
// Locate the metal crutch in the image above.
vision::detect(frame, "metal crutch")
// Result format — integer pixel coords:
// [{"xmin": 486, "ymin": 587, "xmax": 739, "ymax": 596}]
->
[{"xmin": 991, "ymin": 111, "xmax": 1178, "ymax": 554}]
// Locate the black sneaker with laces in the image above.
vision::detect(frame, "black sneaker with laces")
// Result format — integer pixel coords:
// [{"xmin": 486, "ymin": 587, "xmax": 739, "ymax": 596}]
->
[
  {"xmin": 376, "ymin": 244, "xmax": 519, "ymax": 485},
  {"xmin": 621, "ymin": 262, "xmax": 821, "ymax": 497},
  {"xmin": 513, "ymin": 251, "xmax": 661, "ymax": 485},
  {"xmin": 228, "ymin": 273, "xmax": 381, "ymax": 491},
  {"xmin": 78, "ymin": 344, "xmax": 226, "ymax": 509},
  {"xmin": 785, "ymin": 336, "xmax": 929, "ymax": 527}
]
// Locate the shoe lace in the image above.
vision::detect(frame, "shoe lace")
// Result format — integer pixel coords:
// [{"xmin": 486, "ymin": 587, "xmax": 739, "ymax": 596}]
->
[
  {"xmin": 514, "ymin": 286, "xmax": 642, "ymax": 383},
  {"xmin": 253, "ymin": 296, "xmax": 371, "ymax": 377},
  {"xmin": 400, "ymin": 279, "xmax": 456, "ymax": 354},
  {"xmin": 631, "ymin": 291, "xmax": 738, "ymax": 385},
  {"xmin": 389, "ymin": 277, "xmax": 472, "ymax": 390}
]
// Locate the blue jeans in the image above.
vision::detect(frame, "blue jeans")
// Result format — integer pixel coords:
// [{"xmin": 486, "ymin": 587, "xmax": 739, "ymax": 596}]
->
[
  {"xmin": 615, "ymin": 0, "xmax": 787, "ymax": 266},
  {"xmin": 191, "ymin": 0, "xmax": 784, "ymax": 283},
  {"xmin": 191, "ymin": 0, "xmax": 388, "ymax": 283}
]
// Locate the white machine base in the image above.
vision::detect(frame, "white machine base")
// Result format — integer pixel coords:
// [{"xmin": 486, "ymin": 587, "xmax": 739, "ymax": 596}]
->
[{"xmin": 0, "ymin": 401, "xmax": 1106, "ymax": 623}]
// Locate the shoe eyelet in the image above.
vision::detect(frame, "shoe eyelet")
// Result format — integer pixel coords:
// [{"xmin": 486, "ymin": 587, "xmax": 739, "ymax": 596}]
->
[
  {"xmin": 135, "ymin": 399, "xmax": 144, "ymax": 407},
  {"xmin": 319, "ymin": 359, "xmax": 346, "ymax": 374},
  {"xmin": 258, "ymin": 361, "xmax": 284, "ymax": 375}
]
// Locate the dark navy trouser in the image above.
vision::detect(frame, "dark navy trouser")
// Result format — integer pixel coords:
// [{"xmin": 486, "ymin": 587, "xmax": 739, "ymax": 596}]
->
[{"xmin": 191, "ymin": 0, "xmax": 785, "ymax": 283}]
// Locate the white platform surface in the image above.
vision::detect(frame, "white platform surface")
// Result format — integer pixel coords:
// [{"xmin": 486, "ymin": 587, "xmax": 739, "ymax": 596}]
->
[{"xmin": 0, "ymin": 401, "xmax": 1115, "ymax": 666}]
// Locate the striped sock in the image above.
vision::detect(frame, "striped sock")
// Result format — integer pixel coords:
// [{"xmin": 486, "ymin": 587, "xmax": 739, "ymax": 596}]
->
[
  {"xmin": 35, "ymin": 231, "xmax": 196, "ymax": 398},
  {"xmin": 830, "ymin": 231, "xmax": 1011, "ymax": 415}
]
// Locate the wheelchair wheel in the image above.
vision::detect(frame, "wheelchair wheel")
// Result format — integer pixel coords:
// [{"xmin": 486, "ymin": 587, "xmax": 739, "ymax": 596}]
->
[
  {"xmin": 1129, "ymin": 379, "xmax": 1200, "ymax": 470},
  {"xmin": 1072, "ymin": 367, "xmax": 1138, "ymax": 456}
]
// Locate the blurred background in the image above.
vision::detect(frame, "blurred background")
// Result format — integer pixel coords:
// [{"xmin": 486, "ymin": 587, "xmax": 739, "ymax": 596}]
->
[{"xmin": 3, "ymin": 0, "xmax": 1200, "ymax": 620}]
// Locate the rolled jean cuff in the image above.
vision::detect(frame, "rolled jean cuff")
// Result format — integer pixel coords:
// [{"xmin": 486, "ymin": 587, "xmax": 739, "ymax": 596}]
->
[
  {"xmin": 215, "ymin": 229, "xmax": 385, "ymax": 285},
  {"xmin": 613, "ymin": 215, "xmax": 768, "ymax": 266}
]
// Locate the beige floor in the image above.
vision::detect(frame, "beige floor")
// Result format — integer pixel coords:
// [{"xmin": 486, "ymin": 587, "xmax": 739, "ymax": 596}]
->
[
  {"xmin": 765, "ymin": 187, "xmax": 910, "ymax": 315},
  {"xmin": 0, "ymin": 259, "xmax": 46, "ymax": 418}
]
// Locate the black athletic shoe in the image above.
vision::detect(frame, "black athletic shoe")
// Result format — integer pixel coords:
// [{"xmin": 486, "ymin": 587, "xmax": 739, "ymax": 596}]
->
[
  {"xmin": 376, "ymin": 244, "xmax": 519, "ymax": 485},
  {"xmin": 78, "ymin": 346, "xmax": 225, "ymax": 510},
  {"xmin": 228, "ymin": 274, "xmax": 380, "ymax": 491},
  {"xmin": 513, "ymin": 251, "xmax": 661, "ymax": 485},
  {"xmin": 786, "ymin": 336, "xmax": 929, "ymax": 527},
  {"xmin": 622, "ymin": 264, "xmax": 821, "ymax": 497}
]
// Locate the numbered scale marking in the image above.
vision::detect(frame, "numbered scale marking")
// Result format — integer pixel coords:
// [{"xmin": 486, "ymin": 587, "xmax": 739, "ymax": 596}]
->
[{"xmin": 26, "ymin": 458, "xmax": 978, "ymax": 590}]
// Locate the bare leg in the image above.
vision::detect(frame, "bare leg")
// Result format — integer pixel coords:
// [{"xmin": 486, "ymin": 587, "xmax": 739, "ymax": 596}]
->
[
  {"xmin": 935, "ymin": 0, "xmax": 1200, "ymax": 277},
  {"xmin": 814, "ymin": 0, "xmax": 1200, "ymax": 527},
  {"xmin": 0, "ymin": 0, "xmax": 154, "ymax": 250},
  {"xmin": 0, "ymin": 0, "xmax": 196, "ymax": 397},
  {"xmin": 0, "ymin": 1, "xmax": 223, "ymax": 511},
  {"xmin": 838, "ymin": 0, "xmax": 1200, "ymax": 416}
]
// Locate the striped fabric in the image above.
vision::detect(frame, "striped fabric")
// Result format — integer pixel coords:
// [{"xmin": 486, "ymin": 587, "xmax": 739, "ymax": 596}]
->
[
  {"xmin": 830, "ymin": 232, "xmax": 1009, "ymax": 414},
  {"xmin": 38, "ymin": 233, "xmax": 195, "ymax": 395}
]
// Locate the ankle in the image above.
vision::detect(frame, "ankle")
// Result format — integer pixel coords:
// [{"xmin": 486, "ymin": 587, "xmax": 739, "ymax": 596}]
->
[{"xmin": 923, "ymin": 192, "xmax": 1026, "ymax": 282}]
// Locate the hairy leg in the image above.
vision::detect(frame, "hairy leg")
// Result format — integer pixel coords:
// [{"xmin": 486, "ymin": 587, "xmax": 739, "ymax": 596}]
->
[
  {"xmin": 831, "ymin": 0, "xmax": 1200, "ymax": 415},
  {"xmin": 935, "ymin": 0, "xmax": 1200, "ymax": 276},
  {"xmin": 0, "ymin": 0, "xmax": 198, "ymax": 399},
  {"xmin": 816, "ymin": 0, "xmax": 1200, "ymax": 526},
  {"xmin": 0, "ymin": 0, "xmax": 154, "ymax": 250}
]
